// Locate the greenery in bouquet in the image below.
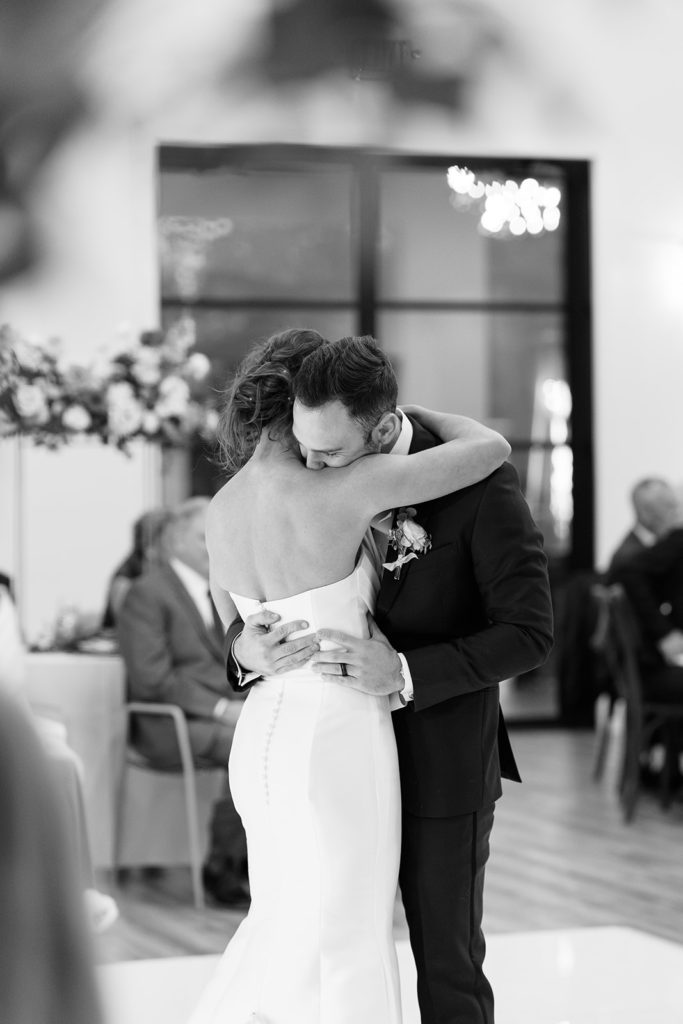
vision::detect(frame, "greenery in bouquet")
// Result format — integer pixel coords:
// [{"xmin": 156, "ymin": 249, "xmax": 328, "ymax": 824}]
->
[{"xmin": 0, "ymin": 316, "xmax": 219, "ymax": 452}]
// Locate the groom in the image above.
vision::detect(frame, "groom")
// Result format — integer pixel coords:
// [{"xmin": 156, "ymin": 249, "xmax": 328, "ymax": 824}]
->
[{"xmin": 225, "ymin": 336, "xmax": 553, "ymax": 1023}]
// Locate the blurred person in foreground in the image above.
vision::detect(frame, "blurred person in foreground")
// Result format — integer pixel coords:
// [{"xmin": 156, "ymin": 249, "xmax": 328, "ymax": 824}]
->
[
  {"xmin": 0, "ymin": 580, "xmax": 118, "ymax": 932},
  {"xmin": 102, "ymin": 508, "xmax": 168, "ymax": 629},
  {"xmin": 0, "ymin": 687, "xmax": 104, "ymax": 1024},
  {"xmin": 606, "ymin": 477, "xmax": 679, "ymax": 579},
  {"xmin": 116, "ymin": 497, "xmax": 248, "ymax": 905}
]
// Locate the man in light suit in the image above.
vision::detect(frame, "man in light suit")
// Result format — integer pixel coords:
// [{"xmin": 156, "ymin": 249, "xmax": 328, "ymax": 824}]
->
[{"xmin": 117, "ymin": 497, "xmax": 247, "ymax": 905}]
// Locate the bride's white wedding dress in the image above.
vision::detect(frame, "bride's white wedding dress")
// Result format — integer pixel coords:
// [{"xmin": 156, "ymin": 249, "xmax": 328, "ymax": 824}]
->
[{"xmin": 188, "ymin": 545, "xmax": 402, "ymax": 1024}]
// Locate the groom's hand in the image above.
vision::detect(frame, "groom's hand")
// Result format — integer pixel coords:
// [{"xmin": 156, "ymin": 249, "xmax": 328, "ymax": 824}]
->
[
  {"xmin": 312, "ymin": 616, "xmax": 404, "ymax": 696},
  {"xmin": 234, "ymin": 610, "xmax": 319, "ymax": 676}
]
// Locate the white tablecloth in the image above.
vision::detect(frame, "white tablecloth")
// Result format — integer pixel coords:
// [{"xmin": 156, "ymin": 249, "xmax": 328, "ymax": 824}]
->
[{"xmin": 25, "ymin": 652, "xmax": 126, "ymax": 869}]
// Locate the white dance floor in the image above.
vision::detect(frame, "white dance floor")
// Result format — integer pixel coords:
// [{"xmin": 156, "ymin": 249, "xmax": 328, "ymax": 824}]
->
[{"xmin": 99, "ymin": 926, "xmax": 683, "ymax": 1023}]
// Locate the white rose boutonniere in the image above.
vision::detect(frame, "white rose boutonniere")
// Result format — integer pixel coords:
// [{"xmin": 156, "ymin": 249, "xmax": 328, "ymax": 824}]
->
[{"xmin": 382, "ymin": 507, "xmax": 432, "ymax": 581}]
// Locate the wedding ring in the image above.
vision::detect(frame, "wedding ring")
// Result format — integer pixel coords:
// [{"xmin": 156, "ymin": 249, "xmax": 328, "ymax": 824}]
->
[{"xmin": 340, "ymin": 663, "xmax": 348, "ymax": 677}]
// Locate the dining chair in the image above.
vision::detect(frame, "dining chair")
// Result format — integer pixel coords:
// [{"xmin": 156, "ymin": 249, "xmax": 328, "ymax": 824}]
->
[
  {"xmin": 114, "ymin": 702, "xmax": 225, "ymax": 909},
  {"xmin": 596, "ymin": 584, "xmax": 683, "ymax": 822},
  {"xmin": 588, "ymin": 583, "xmax": 624, "ymax": 782}
]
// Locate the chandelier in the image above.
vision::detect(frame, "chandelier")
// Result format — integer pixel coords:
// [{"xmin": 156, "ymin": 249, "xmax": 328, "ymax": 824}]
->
[
  {"xmin": 446, "ymin": 165, "xmax": 561, "ymax": 238},
  {"xmin": 158, "ymin": 216, "xmax": 234, "ymax": 301}
]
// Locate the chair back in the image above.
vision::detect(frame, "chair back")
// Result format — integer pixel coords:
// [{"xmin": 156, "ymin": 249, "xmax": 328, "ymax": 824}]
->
[{"xmin": 591, "ymin": 583, "xmax": 645, "ymax": 716}]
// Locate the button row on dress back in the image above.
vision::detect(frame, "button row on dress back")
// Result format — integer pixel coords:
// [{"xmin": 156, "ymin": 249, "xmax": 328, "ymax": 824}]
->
[{"xmin": 262, "ymin": 680, "xmax": 285, "ymax": 806}]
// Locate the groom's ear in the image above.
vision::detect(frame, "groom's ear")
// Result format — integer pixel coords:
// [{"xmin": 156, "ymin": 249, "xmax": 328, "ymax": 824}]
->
[{"xmin": 372, "ymin": 411, "xmax": 401, "ymax": 450}]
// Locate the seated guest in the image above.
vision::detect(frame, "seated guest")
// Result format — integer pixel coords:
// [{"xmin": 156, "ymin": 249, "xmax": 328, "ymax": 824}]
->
[
  {"xmin": 0, "ymin": 689, "xmax": 104, "ymax": 1024},
  {"xmin": 0, "ymin": 582, "xmax": 118, "ymax": 932},
  {"xmin": 116, "ymin": 497, "xmax": 248, "ymax": 905},
  {"xmin": 607, "ymin": 477, "xmax": 679, "ymax": 578},
  {"xmin": 102, "ymin": 507, "xmax": 168, "ymax": 628},
  {"xmin": 615, "ymin": 526, "xmax": 683, "ymax": 698}
]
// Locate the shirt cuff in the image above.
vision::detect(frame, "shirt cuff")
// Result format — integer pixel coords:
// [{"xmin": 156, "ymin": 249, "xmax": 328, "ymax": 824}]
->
[
  {"xmin": 230, "ymin": 635, "xmax": 261, "ymax": 688},
  {"xmin": 388, "ymin": 653, "xmax": 414, "ymax": 711},
  {"xmin": 398, "ymin": 652, "xmax": 414, "ymax": 702}
]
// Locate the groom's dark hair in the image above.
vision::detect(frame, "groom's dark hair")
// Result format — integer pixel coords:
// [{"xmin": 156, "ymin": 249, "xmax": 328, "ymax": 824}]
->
[{"xmin": 294, "ymin": 336, "xmax": 398, "ymax": 435}]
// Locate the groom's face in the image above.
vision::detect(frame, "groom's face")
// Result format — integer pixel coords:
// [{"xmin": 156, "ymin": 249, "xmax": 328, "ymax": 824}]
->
[{"xmin": 292, "ymin": 399, "xmax": 377, "ymax": 470}]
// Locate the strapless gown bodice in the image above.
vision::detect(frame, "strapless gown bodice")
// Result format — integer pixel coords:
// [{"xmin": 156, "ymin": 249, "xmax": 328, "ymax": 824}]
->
[
  {"xmin": 229, "ymin": 546, "xmax": 380, "ymax": 680},
  {"xmin": 187, "ymin": 546, "xmax": 403, "ymax": 1024}
]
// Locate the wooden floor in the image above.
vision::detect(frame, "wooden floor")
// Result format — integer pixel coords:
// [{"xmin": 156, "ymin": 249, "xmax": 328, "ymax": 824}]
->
[{"xmin": 95, "ymin": 727, "xmax": 683, "ymax": 965}]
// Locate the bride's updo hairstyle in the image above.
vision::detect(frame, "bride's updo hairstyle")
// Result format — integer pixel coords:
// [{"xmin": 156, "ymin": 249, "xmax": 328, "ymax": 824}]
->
[{"xmin": 217, "ymin": 328, "xmax": 328, "ymax": 474}]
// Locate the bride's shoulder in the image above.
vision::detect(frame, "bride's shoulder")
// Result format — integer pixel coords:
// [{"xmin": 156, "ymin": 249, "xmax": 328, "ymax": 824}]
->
[{"xmin": 206, "ymin": 481, "xmax": 239, "ymax": 537}]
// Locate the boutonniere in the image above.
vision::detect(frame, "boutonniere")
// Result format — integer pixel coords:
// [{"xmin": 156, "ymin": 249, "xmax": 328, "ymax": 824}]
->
[{"xmin": 382, "ymin": 507, "xmax": 432, "ymax": 581}]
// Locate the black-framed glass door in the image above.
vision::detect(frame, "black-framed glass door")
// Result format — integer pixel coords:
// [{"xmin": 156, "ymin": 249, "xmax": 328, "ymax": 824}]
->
[{"xmin": 158, "ymin": 144, "xmax": 592, "ymax": 580}]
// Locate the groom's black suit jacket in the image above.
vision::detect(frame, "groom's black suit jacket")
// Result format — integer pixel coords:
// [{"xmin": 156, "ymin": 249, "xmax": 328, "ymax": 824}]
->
[
  {"xmin": 224, "ymin": 417, "xmax": 554, "ymax": 818},
  {"xmin": 379, "ymin": 418, "xmax": 553, "ymax": 817}
]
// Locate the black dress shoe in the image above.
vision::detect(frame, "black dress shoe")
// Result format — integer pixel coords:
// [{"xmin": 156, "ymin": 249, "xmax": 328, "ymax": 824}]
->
[{"xmin": 202, "ymin": 861, "xmax": 251, "ymax": 907}]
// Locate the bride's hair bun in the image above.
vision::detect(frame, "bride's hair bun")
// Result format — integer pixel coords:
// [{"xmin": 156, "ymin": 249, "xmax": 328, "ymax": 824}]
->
[
  {"xmin": 216, "ymin": 329, "xmax": 327, "ymax": 475},
  {"xmin": 231, "ymin": 361, "xmax": 293, "ymax": 426}
]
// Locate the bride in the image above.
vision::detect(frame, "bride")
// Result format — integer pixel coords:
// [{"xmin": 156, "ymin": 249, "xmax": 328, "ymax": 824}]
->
[{"xmin": 188, "ymin": 330, "xmax": 510, "ymax": 1024}]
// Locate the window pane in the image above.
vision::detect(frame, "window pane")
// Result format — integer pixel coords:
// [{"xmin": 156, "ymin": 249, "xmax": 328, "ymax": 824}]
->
[
  {"xmin": 509, "ymin": 445, "xmax": 573, "ymax": 559},
  {"xmin": 379, "ymin": 310, "xmax": 568, "ymax": 442},
  {"xmin": 162, "ymin": 307, "xmax": 357, "ymax": 389},
  {"xmin": 159, "ymin": 166, "xmax": 354, "ymax": 301},
  {"xmin": 378, "ymin": 168, "xmax": 564, "ymax": 303}
]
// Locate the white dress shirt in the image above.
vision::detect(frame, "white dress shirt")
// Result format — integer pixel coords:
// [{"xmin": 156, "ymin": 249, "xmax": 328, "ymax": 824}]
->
[
  {"xmin": 169, "ymin": 558, "xmax": 215, "ymax": 631},
  {"xmin": 633, "ymin": 523, "xmax": 657, "ymax": 547}
]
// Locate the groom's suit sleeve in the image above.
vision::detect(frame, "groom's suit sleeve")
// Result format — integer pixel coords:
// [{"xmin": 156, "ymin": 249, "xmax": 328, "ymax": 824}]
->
[
  {"xmin": 403, "ymin": 467, "xmax": 554, "ymax": 712},
  {"xmin": 224, "ymin": 616, "xmax": 262, "ymax": 692}
]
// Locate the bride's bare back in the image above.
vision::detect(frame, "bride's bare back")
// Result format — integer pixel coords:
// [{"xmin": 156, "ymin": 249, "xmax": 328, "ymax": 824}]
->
[{"xmin": 207, "ymin": 448, "xmax": 371, "ymax": 603}]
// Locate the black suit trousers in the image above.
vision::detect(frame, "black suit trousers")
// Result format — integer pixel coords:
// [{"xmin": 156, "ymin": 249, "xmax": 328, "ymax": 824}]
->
[{"xmin": 399, "ymin": 803, "xmax": 495, "ymax": 1024}]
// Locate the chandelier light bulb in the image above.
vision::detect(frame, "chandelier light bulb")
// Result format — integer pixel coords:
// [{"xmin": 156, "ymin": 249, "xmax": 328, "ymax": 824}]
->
[
  {"xmin": 520, "ymin": 177, "xmax": 539, "ymax": 197},
  {"xmin": 447, "ymin": 165, "xmax": 561, "ymax": 238},
  {"xmin": 509, "ymin": 217, "xmax": 527, "ymax": 236},
  {"xmin": 480, "ymin": 210, "xmax": 504, "ymax": 234},
  {"xmin": 543, "ymin": 207, "xmax": 561, "ymax": 231},
  {"xmin": 543, "ymin": 186, "xmax": 561, "ymax": 208}
]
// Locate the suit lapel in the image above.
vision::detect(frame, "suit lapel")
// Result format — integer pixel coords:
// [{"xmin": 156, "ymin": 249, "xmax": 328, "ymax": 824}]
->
[
  {"xmin": 376, "ymin": 417, "xmax": 438, "ymax": 617},
  {"xmin": 162, "ymin": 563, "xmax": 223, "ymax": 659}
]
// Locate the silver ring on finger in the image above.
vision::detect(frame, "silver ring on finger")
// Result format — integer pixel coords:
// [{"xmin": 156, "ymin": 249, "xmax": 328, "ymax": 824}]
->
[{"xmin": 340, "ymin": 663, "xmax": 348, "ymax": 677}]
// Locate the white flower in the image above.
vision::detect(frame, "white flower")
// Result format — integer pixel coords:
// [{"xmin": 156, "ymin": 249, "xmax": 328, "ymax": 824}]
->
[
  {"xmin": 107, "ymin": 382, "xmax": 143, "ymax": 437},
  {"xmin": 132, "ymin": 347, "xmax": 162, "ymax": 387},
  {"xmin": 156, "ymin": 376, "xmax": 190, "ymax": 418},
  {"xmin": 14, "ymin": 382, "xmax": 49, "ymax": 423},
  {"xmin": 401, "ymin": 518, "xmax": 431, "ymax": 552},
  {"xmin": 62, "ymin": 404, "xmax": 92, "ymax": 432},
  {"xmin": 201, "ymin": 408, "xmax": 220, "ymax": 435},
  {"xmin": 185, "ymin": 351, "xmax": 211, "ymax": 381},
  {"xmin": 108, "ymin": 400, "xmax": 143, "ymax": 438},
  {"xmin": 142, "ymin": 410, "xmax": 160, "ymax": 435},
  {"xmin": 11, "ymin": 335, "xmax": 44, "ymax": 373},
  {"xmin": 106, "ymin": 381, "xmax": 136, "ymax": 407},
  {"xmin": 89, "ymin": 354, "xmax": 113, "ymax": 386},
  {"xmin": 383, "ymin": 507, "xmax": 432, "ymax": 580}
]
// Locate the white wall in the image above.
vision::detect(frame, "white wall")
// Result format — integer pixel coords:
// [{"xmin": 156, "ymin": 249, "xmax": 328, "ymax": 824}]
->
[{"xmin": 3, "ymin": 0, "xmax": 683, "ymax": 635}]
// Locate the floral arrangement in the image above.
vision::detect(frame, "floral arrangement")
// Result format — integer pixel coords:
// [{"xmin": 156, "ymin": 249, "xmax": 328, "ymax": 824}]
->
[
  {"xmin": 383, "ymin": 507, "xmax": 432, "ymax": 580},
  {"xmin": 31, "ymin": 605, "xmax": 105, "ymax": 653},
  {"xmin": 0, "ymin": 315, "xmax": 219, "ymax": 452}
]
